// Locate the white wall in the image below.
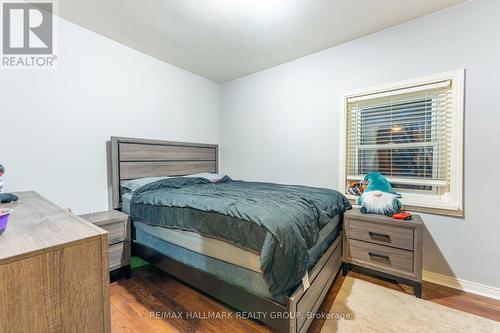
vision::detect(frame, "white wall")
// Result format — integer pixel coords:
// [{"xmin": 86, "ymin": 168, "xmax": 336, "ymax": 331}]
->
[
  {"xmin": 221, "ymin": 0, "xmax": 500, "ymax": 290},
  {"xmin": 1, "ymin": 16, "xmax": 221, "ymax": 214}
]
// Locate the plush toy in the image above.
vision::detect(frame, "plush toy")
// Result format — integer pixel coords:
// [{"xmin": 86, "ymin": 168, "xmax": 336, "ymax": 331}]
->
[
  {"xmin": 0, "ymin": 164, "xmax": 18, "ymax": 204},
  {"xmin": 347, "ymin": 180, "xmax": 367, "ymax": 196},
  {"xmin": 357, "ymin": 172, "xmax": 402, "ymax": 216}
]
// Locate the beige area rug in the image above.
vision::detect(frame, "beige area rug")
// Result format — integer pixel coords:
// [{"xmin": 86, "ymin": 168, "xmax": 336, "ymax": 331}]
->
[{"xmin": 321, "ymin": 277, "xmax": 500, "ymax": 333}]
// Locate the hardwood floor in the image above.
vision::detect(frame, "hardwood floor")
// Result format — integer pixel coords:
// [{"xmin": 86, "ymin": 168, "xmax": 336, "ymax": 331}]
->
[{"xmin": 111, "ymin": 266, "xmax": 500, "ymax": 333}]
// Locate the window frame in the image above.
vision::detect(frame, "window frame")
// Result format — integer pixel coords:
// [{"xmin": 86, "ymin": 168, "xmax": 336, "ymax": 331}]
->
[{"xmin": 339, "ymin": 70, "xmax": 465, "ymax": 217}]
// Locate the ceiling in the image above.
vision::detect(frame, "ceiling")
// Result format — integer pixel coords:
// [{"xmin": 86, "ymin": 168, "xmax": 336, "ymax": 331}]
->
[{"xmin": 52, "ymin": 0, "xmax": 467, "ymax": 83}]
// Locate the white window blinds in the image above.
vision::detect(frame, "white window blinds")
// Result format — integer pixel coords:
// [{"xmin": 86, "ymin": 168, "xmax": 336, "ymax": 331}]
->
[{"xmin": 345, "ymin": 80, "xmax": 452, "ymax": 192}]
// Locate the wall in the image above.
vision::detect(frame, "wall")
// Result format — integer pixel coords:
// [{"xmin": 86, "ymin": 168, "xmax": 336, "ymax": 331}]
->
[
  {"xmin": 221, "ymin": 0, "xmax": 500, "ymax": 291},
  {"xmin": 0, "ymin": 16, "xmax": 221, "ymax": 214}
]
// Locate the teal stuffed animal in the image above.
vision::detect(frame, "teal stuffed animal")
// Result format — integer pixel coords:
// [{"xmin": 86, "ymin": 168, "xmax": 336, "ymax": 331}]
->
[{"xmin": 357, "ymin": 172, "xmax": 402, "ymax": 216}]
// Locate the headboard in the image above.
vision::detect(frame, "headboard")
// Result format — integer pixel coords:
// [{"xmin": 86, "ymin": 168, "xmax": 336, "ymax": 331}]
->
[{"xmin": 110, "ymin": 136, "xmax": 219, "ymax": 209}]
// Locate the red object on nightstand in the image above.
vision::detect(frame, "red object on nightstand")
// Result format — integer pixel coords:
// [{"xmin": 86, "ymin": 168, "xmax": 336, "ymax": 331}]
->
[{"xmin": 392, "ymin": 211, "xmax": 412, "ymax": 220}]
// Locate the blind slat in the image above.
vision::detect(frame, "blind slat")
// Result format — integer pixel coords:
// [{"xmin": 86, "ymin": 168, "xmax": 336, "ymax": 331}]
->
[{"xmin": 345, "ymin": 82, "xmax": 452, "ymax": 191}]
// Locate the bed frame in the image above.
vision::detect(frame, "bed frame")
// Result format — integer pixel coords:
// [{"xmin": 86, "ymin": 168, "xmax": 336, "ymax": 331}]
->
[{"xmin": 110, "ymin": 136, "xmax": 343, "ymax": 333}]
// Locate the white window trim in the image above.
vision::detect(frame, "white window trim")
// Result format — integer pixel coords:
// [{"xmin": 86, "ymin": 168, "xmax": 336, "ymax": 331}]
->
[{"xmin": 338, "ymin": 69, "xmax": 465, "ymax": 217}]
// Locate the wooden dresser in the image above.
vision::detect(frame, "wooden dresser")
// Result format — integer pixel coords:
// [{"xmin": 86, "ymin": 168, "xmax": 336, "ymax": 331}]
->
[
  {"xmin": 343, "ymin": 208, "xmax": 423, "ymax": 297},
  {"xmin": 0, "ymin": 192, "xmax": 111, "ymax": 332}
]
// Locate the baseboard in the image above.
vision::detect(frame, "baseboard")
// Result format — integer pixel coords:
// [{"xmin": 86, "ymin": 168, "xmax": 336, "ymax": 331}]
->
[{"xmin": 423, "ymin": 270, "xmax": 500, "ymax": 301}]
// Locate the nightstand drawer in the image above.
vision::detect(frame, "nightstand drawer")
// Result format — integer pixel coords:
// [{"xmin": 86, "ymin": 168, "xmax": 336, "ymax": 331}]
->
[
  {"xmin": 349, "ymin": 219, "xmax": 414, "ymax": 251},
  {"xmin": 99, "ymin": 221, "xmax": 126, "ymax": 245},
  {"xmin": 79, "ymin": 211, "xmax": 129, "ymax": 245},
  {"xmin": 109, "ymin": 242, "xmax": 130, "ymax": 271},
  {"xmin": 348, "ymin": 239, "xmax": 413, "ymax": 273},
  {"xmin": 79, "ymin": 210, "xmax": 131, "ymax": 279}
]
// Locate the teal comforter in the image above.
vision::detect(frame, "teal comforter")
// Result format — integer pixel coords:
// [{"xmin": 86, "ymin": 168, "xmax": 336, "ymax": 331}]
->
[{"xmin": 130, "ymin": 176, "xmax": 351, "ymax": 296}]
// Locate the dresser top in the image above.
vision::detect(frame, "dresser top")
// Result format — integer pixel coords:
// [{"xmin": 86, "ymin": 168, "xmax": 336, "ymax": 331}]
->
[{"xmin": 0, "ymin": 191, "xmax": 106, "ymax": 263}]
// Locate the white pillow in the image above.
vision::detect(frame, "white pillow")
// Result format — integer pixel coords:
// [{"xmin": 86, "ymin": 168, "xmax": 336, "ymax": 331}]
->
[
  {"xmin": 121, "ymin": 173, "xmax": 226, "ymax": 193},
  {"xmin": 121, "ymin": 176, "xmax": 172, "ymax": 193},
  {"xmin": 185, "ymin": 173, "xmax": 225, "ymax": 183}
]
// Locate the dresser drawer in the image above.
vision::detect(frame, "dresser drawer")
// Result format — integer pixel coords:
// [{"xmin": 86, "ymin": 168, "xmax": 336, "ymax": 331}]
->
[
  {"xmin": 349, "ymin": 219, "xmax": 414, "ymax": 251},
  {"xmin": 348, "ymin": 239, "xmax": 413, "ymax": 273}
]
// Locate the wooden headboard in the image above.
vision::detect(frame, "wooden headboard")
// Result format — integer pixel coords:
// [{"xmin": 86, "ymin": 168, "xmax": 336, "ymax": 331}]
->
[{"xmin": 110, "ymin": 136, "xmax": 219, "ymax": 209}]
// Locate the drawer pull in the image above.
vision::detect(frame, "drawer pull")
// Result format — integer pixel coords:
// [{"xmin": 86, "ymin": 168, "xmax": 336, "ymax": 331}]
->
[
  {"xmin": 369, "ymin": 231, "xmax": 391, "ymax": 242},
  {"xmin": 368, "ymin": 252, "xmax": 390, "ymax": 262}
]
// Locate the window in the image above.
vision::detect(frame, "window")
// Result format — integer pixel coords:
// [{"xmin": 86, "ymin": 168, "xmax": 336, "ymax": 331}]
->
[{"xmin": 340, "ymin": 70, "xmax": 464, "ymax": 216}]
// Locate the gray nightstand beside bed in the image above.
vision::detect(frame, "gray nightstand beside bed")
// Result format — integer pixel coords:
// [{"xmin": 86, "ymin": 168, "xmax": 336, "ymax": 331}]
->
[
  {"xmin": 80, "ymin": 210, "xmax": 131, "ymax": 281},
  {"xmin": 342, "ymin": 208, "xmax": 424, "ymax": 297}
]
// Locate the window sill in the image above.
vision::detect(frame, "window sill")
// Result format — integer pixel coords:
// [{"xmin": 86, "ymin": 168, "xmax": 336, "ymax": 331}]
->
[{"xmin": 345, "ymin": 194, "xmax": 463, "ymax": 218}]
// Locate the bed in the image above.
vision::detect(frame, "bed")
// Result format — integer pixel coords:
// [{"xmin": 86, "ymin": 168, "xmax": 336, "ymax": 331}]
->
[{"xmin": 110, "ymin": 136, "xmax": 350, "ymax": 333}]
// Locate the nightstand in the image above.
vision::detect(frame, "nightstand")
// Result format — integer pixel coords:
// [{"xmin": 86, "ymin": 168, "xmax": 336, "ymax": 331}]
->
[
  {"xmin": 80, "ymin": 210, "xmax": 131, "ymax": 281},
  {"xmin": 342, "ymin": 208, "xmax": 423, "ymax": 297}
]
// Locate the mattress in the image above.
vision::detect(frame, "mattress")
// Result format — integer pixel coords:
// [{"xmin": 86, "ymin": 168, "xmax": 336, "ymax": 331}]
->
[
  {"xmin": 134, "ymin": 214, "xmax": 341, "ymax": 273},
  {"xmin": 135, "ymin": 221, "xmax": 261, "ymax": 272},
  {"xmin": 133, "ymin": 215, "xmax": 342, "ymax": 304},
  {"xmin": 130, "ymin": 176, "xmax": 351, "ymax": 296}
]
